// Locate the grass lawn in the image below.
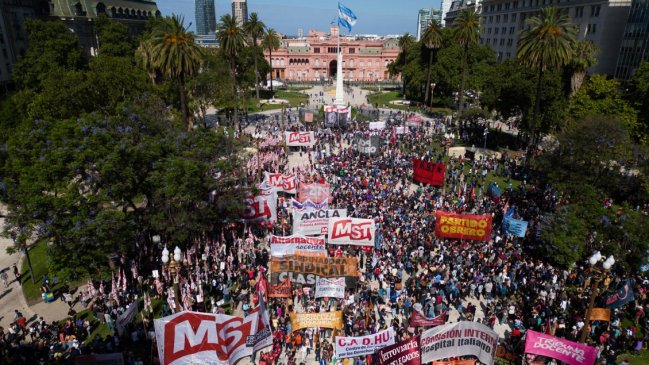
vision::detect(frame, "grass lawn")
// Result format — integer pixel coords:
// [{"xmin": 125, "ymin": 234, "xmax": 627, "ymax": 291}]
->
[
  {"xmin": 368, "ymin": 91, "xmax": 405, "ymax": 108},
  {"xmin": 618, "ymin": 350, "xmax": 649, "ymax": 365},
  {"xmin": 20, "ymin": 242, "xmax": 86, "ymax": 305},
  {"xmin": 247, "ymin": 90, "xmax": 309, "ymax": 113},
  {"xmin": 367, "ymin": 92, "xmax": 452, "ymax": 115}
]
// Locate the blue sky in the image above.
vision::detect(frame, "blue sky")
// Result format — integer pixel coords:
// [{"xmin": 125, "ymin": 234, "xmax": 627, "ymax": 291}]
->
[{"xmin": 156, "ymin": 0, "xmax": 441, "ymax": 35}]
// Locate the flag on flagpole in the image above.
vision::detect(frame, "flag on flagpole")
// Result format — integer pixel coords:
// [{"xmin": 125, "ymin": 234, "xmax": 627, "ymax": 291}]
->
[{"xmin": 338, "ymin": 2, "xmax": 357, "ymax": 32}]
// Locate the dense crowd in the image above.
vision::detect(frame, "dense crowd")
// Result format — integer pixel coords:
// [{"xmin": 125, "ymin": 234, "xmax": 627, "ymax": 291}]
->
[{"xmin": 1, "ymin": 110, "xmax": 648, "ymax": 365}]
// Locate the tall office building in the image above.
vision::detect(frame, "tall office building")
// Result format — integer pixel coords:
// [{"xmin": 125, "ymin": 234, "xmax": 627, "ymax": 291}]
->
[
  {"xmin": 417, "ymin": 8, "xmax": 443, "ymax": 40},
  {"xmin": 480, "ymin": 0, "xmax": 631, "ymax": 75},
  {"xmin": 616, "ymin": 0, "xmax": 649, "ymax": 81},
  {"xmin": 441, "ymin": 0, "xmax": 455, "ymax": 26},
  {"xmin": 196, "ymin": 0, "xmax": 217, "ymax": 35},
  {"xmin": 232, "ymin": 0, "xmax": 248, "ymax": 26}
]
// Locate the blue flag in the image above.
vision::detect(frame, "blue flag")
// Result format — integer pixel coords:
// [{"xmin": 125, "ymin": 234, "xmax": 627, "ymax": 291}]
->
[
  {"xmin": 502, "ymin": 216, "xmax": 528, "ymax": 237},
  {"xmin": 338, "ymin": 2, "xmax": 357, "ymax": 32}
]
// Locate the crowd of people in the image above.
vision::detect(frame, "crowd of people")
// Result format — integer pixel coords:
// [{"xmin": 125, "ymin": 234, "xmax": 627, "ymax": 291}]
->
[{"xmin": 1, "ymin": 109, "xmax": 648, "ymax": 365}]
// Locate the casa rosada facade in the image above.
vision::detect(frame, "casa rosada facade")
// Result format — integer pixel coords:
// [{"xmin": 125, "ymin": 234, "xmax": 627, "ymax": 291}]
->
[{"xmin": 264, "ymin": 26, "xmax": 401, "ymax": 82}]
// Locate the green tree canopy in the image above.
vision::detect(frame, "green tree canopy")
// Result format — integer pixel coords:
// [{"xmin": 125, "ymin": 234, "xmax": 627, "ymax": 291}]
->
[
  {"xmin": 567, "ymin": 74, "xmax": 637, "ymax": 131},
  {"xmin": 13, "ymin": 19, "xmax": 85, "ymax": 90}
]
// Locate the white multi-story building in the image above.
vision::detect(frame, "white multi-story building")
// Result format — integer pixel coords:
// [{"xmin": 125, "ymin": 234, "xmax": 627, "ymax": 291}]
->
[
  {"xmin": 231, "ymin": 0, "xmax": 248, "ymax": 26},
  {"xmin": 417, "ymin": 8, "xmax": 443, "ymax": 40},
  {"xmin": 480, "ymin": 0, "xmax": 631, "ymax": 74},
  {"xmin": 441, "ymin": 0, "xmax": 456, "ymax": 26}
]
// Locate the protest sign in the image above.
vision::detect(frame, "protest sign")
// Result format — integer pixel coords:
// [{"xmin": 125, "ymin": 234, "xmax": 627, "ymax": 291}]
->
[
  {"xmin": 369, "ymin": 121, "xmax": 386, "ymax": 130},
  {"xmin": 270, "ymin": 255, "xmax": 359, "ymax": 287},
  {"xmin": 304, "ymin": 112, "xmax": 314, "ymax": 123},
  {"xmin": 335, "ymin": 328, "xmax": 395, "ymax": 359},
  {"xmin": 268, "ymin": 279, "xmax": 291, "ymax": 298},
  {"xmin": 589, "ymin": 308, "xmax": 611, "ymax": 322},
  {"xmin": 298, "ymin": 182, "xmax": 332, "ymax": 203},
  {"xmin": 292, "ymin": 208, "xmax": 347, "ymax": 235},
  {"xmin": 435, "ymin": 211, "xmax": 492, "ymax": 241},
  {"xmin": 291, "ymin": 198, "xmax": 328, "ymax": 211},
  {"xmin": 409, "ymin": 311, "xmax": 446, "ymax": 327},
  {"xmin": 412, "ymin": 159, "xmax": 446, "ymax": 186},
  {"xmin": 285, "ymin": 131, "xmax": 315, "ymax": 147},
  {"xmin": 290, "ymin": 311, "xmax": 343, "ymax": 331},
  {"xmin": 524, "ymin": 330, "xmax": 598, "ymax": 365},
  {"xmin": 269, "ymin": 235, "xmax": 326, "ymax": 257},
  {"xmin": 431, "ymin": 361, "xmax": 475, "ymax": 365},
  {"xmin": 154, "ymin": 305, "xmax": 272, "ymax": 365},
  {"xmin": 421, "ymin": 321, "xmax": 498, "ymax": 365},
  {"xmin": 116, "ymin": 300, "xmax": 140, "ymax": 336},
  {"xmin": 327, "ymin": 217, "xmax": 376, "ymax": 246},
  {"xmin": 315, "ymin": 277, "xmax": 346, "ymax": 299},
  {"xmin": 264, "ymin": 172, "xmax": 297, "ymax": 194},
  {"xmin": 242, "ymin": 189, "xmax": 277, "ymax": 222},
  {"xmin": 352, "ymin": 135, "xmax": 381, "ymax": 155},
  {"xmin": 377, "ymin": 336, "xmax": 421, "ymax": 365}
]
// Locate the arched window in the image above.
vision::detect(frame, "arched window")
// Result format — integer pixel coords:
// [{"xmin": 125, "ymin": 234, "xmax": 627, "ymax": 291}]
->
[
  {"xmin": 110, "ymin": 6, "xmax": 116, "ymax": 17},
  {"xmin": 137, "ymin": 10, "xmax": 142, "ymax": 18},
  {"xmin": 118, "ymin": 7, "xmax": 124, "ymax": 17},
  {"xmin": 155, "ymin": 10, "xmax": 161, "ymax": 17},
  {"xmin": 96, "ymin": 3, "xmax": 106, "ymax": 15}
]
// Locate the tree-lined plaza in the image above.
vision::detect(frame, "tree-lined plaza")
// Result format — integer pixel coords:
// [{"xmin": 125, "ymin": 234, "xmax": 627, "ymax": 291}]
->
[{"xmin": 0, "ymin": 6, "xmax": 647, "ymax": 365}]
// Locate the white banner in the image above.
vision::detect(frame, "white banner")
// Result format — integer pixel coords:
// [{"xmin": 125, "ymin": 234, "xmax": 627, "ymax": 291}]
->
[
  {"xmin": 116, "ymin": 300, "xmax": 139, "ymax": 336},
  {"xmin": 293, "ymin": 209, "xmax": 347, "ymax": 236},
  {"xmin": 395, "ymin": 126, "xmax": 406, "ymax": 135},
  {"xmin": 264, "ymin": 172, "xmax": 297, "ymax": 194},
  {"xmin": 285, "ymin": 131, "xmax": 316, "ymax": 147},
  {"xmin": 269, "ymin": 235, "xmax": 326, "ymax": 257},
  {"xmin": 421, "ymin": 321, "xmax": 498, "ymax": 365},
  {"xmin": 243, "ymin": 190, "xmax": 277, "ymax": 222},
  {"xmin": 154, "ymin": 305, "xmax": 272, "ymax": 365},
  {"xmin": 369, "ymin": 121, "xmax": 386, "ymax": 130},
  {"xmin": 315, "ymin": 277, "xmax": 346, "ymax": 299},
  {"xmin": 335, "ymin": 328, "xmax": 396, "ymax": 359},
  {"xmin": 291, "ymin": 198, "xmax": 328, "ymax": 211},
  {"xmin": 327, "ymin": 217, "xmax": 375, "ymax": 246}
]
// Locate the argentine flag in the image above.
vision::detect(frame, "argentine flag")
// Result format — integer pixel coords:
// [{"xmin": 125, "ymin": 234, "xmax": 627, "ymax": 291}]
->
[{"xmin": 338, "ymin": 2, "xmax": 357, "ymax": 32}]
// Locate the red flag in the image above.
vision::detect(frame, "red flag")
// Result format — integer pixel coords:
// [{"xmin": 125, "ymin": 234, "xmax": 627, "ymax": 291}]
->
[
  {"xmin": 256, "ymin": 274, "xmax": 268, "ymax": 302},
  {"xmin": 412, "ymin": 159, "xmax": 445, "ymax": 186}
]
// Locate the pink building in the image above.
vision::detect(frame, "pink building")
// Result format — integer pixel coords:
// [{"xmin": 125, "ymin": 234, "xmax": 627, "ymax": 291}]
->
[{"xmin": 265, "ymin": 26, "xmax": 401, "ymax": 82}]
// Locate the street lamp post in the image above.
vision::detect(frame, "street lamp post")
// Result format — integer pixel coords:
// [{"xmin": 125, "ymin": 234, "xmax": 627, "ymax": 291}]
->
[
  {"xmin": 430, "ymin": 83, "xmax": 436, "ymax": 108},
  {"xmin": 580, "ymin": 251, "xmax": 615, "ymax": 343},
  {"xmin": 483, "ymin": 127, "xmax": 489, "ymax": 150},
  {"xmin": 159, "ymin": 236, "xmax": 182, "ymax": 311}
]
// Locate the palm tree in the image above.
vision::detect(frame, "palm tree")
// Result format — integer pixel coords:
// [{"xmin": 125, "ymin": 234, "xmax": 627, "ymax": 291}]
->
[
  {"xmin": 397, "ymin": 33, "xmax": 415, "ymax": 96},
  {"xmin": 453, "ymin": 8, "xmax": 481, "ymax": 117},
  {"xmin": 244, "ymin": 12, "xmax": 266, "ymax": 100},
  {"xmin": 136, "ymin": 39, "xmax": 157, "ymax": 85},
  {"xmin": 421, "ymin": 20, "xmax": 443, "ymax": 107},
  {"xmin": 217, "ymin": 14, "xmax": 246, "ymax": 130},
  {"xmin": 568, "ymin": 40, "xmax": 598, "ymax": 96},
  {"xmin": 517, "ymin": 7, "xmax": 576, "ymax": 142},
  {"xmin": 262, "ymin": 28, "xmax": 280, "ymax": 93},
  {"xmin": 147, "ymin": 15, "xmax": 203, "ymax": 130}
]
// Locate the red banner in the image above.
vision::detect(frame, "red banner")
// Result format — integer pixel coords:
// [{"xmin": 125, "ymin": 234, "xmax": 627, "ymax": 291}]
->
[
  {"xmin": 268, "ymin": 278, "xmax": 292, "ymax": 298},
  {"xmin": 378, "ymin": 336, "xmax": 421, "ymax": 365},
  {"xmin": 435, "ymin": 211, "xmax": 492, "ymax": 241},
  {"xmin": 409, "ymin": 311, "xmax": 446, "ymax": 328},
  {"xmin": 413, "ymin": 159, "xmax": 445, "ymax": 186},
  {"xmin": 297, "ymin": 182, "xmax": 332, "ymax": 203}
]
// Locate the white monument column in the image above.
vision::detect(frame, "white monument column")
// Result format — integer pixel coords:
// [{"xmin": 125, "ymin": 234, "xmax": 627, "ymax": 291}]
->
[{"xmin": 334, "ymin": 51, "xmax": 345, "ymax": 107}]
